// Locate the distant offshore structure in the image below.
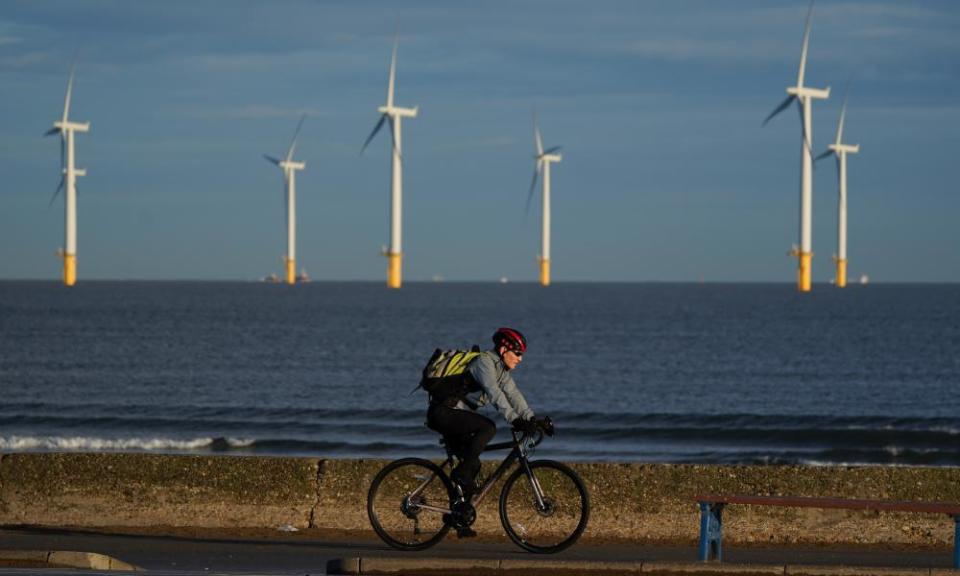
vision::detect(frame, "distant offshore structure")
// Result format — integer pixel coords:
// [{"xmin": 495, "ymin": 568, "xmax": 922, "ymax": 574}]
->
[
  {"xmin": 362, "ymin": 34, "xmax": 418, "ymax": 290},
  {"xmin": 763, "ymin": 0, "xmax": 829, "ymax": 293},
  {"xmin": 261, "ymin": 269, "xmax": 310, "ymax": 284},
  {"xmin": 815, "ymin": 84, "xmax": 860, "ymax": 289},
  {"xmin": 526, "ymin": 110, "xmax": 562, "ymax": 287},
  {"xmin": 45, "ymin": 62, "xmax": 89, "ymax": 287},
  {"xmin": 263, "ymin": 114, "xmax": 307, "ymax": 285}
]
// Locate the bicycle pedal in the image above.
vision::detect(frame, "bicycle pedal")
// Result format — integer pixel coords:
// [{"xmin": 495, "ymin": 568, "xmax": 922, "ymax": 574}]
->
[{"xmin": 455, "ymin": 526, "xmax": 477, "ymax": 539}]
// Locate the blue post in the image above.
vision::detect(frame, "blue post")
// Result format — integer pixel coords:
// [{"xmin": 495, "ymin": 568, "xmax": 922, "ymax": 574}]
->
[
  {"xmin": 698, "ymin": 502, "xmax": 723, "ymax": 562},
  {"xmin": 954, "ymin": 515, "xmax": 959, "ymax": 569}
]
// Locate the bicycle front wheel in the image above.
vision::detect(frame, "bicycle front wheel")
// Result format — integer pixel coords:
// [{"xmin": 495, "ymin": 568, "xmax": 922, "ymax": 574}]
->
[
  {"xmin": 367, "ymin": 458, "xmax": 455, "ymax": 551},
  {"xmin": 499, "ymin": 460, "xmax": 590, "ymax": 553}
]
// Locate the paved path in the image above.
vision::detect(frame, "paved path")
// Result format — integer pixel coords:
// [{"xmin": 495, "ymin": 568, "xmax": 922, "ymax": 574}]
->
[{"xmin": 0, "ymin": 528, "xmax": 952, "ymax": 574}]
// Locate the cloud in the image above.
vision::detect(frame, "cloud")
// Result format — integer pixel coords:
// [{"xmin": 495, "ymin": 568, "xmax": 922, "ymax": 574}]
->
[
  {"xmin": 183, "ymin": 104, "xmax": 329, "ymax": 120},
  {"xmin": 614, "ymin": 39, "xmax": 779, "ymax": 63},
  {"xmin": 432, "ymin": 136, "xmax": 517, "ymax": 152},
  {"xmin": 180, "ymin": 49, "xmax": 370, "ymax": 74},
  {"xmin": 0, "ymin": 35, "xmax": 22, "ymax": 46},
  {"xmin": 0, "ymin": 50, "xmax": 49, "ymax": 70}
]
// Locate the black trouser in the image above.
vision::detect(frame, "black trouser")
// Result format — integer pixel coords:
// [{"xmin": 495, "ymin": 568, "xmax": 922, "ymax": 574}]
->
[{"xmin": 426, "ymin": 403, "xmax": 496, "ymax": 485}]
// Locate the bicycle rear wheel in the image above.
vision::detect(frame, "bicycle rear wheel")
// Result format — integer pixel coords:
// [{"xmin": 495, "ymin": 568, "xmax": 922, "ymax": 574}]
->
[
  {"xmin": 367, "ymin": 458, "xmax": 455, "ymax": 551},
  {"xmin": 499, "ymin": 460, "xmax": 590, "ymax": 553}
]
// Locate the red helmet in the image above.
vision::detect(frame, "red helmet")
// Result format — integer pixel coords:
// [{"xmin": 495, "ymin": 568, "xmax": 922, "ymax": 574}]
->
[{"xmin": 493, "ymin": 327, "xmax": 527, "ymax": 354}]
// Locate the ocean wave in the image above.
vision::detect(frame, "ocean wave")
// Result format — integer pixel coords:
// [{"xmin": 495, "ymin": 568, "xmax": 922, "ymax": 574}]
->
[
  {"xmin": 2, "ymin": 406, "xmax": 958, "ymax": 434},
  {"xmin": 0, "ymin": 436, "xmax": 254, "ymax": 452}
]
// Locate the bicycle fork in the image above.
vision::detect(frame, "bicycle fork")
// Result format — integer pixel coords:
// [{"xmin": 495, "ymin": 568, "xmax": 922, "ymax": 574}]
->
[{"xmin": 520, "ymin": 458, "xmax": 548, "ymax": 510}]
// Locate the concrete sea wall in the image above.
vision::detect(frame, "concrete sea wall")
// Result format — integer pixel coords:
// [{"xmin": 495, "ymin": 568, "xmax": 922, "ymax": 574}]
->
[{"xmin": 1, "ymin": 453, "xmax": 958, "ymax": 547}]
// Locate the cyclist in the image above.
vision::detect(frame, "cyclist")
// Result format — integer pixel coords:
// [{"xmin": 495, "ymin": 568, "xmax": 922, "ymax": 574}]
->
[{"xmin": 426, "ymin": 327, "xmax": 539, "ymax": 499}]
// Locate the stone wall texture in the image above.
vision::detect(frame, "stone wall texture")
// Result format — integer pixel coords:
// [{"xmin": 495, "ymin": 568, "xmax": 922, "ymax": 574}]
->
[{"xmin": 2, "ymin": 453, "xmax": 959, "ymax": 546}]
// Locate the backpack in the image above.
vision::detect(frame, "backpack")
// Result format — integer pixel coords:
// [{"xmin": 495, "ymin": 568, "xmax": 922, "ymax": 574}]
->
[{"xmin": 417, "ymin": 345, "xmax": 483, "ymax": 406}]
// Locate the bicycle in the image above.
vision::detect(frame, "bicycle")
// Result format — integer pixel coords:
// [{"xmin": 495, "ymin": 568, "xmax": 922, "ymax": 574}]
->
[{"xmin": 367, "ymin": 417, "xmax": 590, "ymax": 553}]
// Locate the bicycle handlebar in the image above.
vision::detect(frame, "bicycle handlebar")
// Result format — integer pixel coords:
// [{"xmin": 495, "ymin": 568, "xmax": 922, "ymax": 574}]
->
[{"xmin": 515, "ymin": 428, "xmax": 544, "ymax": 446}]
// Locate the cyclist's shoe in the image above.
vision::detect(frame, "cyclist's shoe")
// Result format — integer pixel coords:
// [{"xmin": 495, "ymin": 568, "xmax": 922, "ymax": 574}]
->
[
  {"xmin": 456, "ymin": 479, "xmax": 478, "ymax": 498},
  {"xmin": 443, "ymin": 512, "xmax": 475, "ymax": 536},
  {"xmin": 450, "ymin": 468, "xmax": 478, "ymax": 497}
]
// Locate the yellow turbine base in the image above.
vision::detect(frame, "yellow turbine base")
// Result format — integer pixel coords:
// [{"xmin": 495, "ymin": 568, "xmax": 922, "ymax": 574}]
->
[
  {"xmin": 539, "ymin": 258, "xmax": 551, "ymax": 287},
  {"xmin": 387, "ymin": 253, "xmax": 402, "ymax": 289},
  {"xmin": 63, "ymin": 254, "xmax": 76, "ymax": 287},
  {"xmin": 836, "ymin": 258, "xmax": 847, "ymax": 288},
  {"xmin": 797, "ymin": 251, "xmax": 812, "ymax": 293},
  {"xmin": 285, "ymin": 259, "xmax": 296, "ymax": 285}
]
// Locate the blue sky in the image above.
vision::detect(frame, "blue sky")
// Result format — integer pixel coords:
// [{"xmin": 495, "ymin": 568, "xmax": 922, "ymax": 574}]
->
[{"xmin": 2, "ymin": 0, "xmax": 958, "ymax": 282}]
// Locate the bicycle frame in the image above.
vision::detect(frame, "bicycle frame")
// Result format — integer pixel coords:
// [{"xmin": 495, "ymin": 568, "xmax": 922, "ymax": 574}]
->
[{"xmin": 405, "ymin": 431, "xmax": 546, "ymax": 517}]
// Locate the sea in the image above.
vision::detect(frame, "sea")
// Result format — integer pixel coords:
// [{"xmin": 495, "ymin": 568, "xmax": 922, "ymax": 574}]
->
[{"xmin": 1, "ymin": 281, "xmax": 958, "ymax": 466}]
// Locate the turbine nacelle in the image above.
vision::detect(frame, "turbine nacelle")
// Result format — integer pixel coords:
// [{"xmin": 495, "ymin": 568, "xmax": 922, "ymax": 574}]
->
[
  {"xmin": 786, "ymin": 86, "xmax": 830, "ymax": 101},
  {"xmin": 539, "ymin": 153, "xmax": 562, "ymax": 163},
  {"xmin": 828, "ymin": 143, "xmax": 860, "ymax": 155},
  {"xmin": 280, "ymin": 160, "xmax": 306, "ymax": 171},
  {"xmin": 377, "ymin": 105, "xmax": 418, "ymax": 119},
  {"xmin": 51, "ymin": 120, "xmax": 91, "ymax": 134}
]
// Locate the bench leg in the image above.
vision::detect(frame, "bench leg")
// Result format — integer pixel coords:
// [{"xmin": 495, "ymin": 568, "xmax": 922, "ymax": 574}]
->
[
  {"xmin": 698, "ymin": 502, "xmax": 724, "ymax": 562},
  {"xmin": 954, "ymin": 515, "xmax": 959, "ymax": 569}
]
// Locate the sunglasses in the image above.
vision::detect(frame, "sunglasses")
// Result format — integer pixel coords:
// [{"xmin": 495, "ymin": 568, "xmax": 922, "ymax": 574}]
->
[{"xmin": 509, "ymin": 349, "xmax": 524, "ymax": 358}]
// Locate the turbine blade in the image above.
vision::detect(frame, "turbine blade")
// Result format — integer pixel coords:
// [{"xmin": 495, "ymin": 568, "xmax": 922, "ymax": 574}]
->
[
  {"xmin": 62, "ymin": 62, "xmax": 76, "ymax": 124},
  {"xmin": 797, "ymin": 0, "xmax": 814, "ymax": 88},
  {"xmin": 837, "ymin": 77, "xmax": 851, "ymax": 145},
  {"xmin": 835, "ymin": 156, "xmax": 842, "ymax": 192},
  {"xmin": 47, "ymin": 177, "xmax": 65, "ymax": 208},
  {"xmin": 360, "ymin": 114, "xmax": 387, "ymax": 155},
  {"xmin": 531, "ymin": 106, "xmax": 543, "ymax": 157},
  {"xmin": 286, "ymin": 113, "xmax": 307, "ymax": 162},
  {"xmin": 387, "ymin": 116, "xmax": 402, "ymax": 162},
  {"xmin": 814, "ymin": 149, "xmax": 832, "ymax": 163},
  {"xmin": 763, "ymin": 95, "xmax": 795, "ymax": 126},
  {"xmin": 543, "ymin": 145, "xmax": 562, "ymax": 155},
  {"xmin": 44, "ymin": 127, "xmax": 60, "ymax": 137},
  {"xmin": 263, "ymin": 154, "xmax": 281, "ymax": 165},
  {"xmin": 797, "ymin": 99, "xmax": 812, "ymax": 155},
  {"xmin": 387, "ymin": 34, "xmax": 398, "ymax": 109},
  {"xmin": 836, "ymin": 103, "xmax": 847, "ymax": 146},
  {"xmin": 525, "ymin": 163, "xmax": 541, "ymax": 218}
]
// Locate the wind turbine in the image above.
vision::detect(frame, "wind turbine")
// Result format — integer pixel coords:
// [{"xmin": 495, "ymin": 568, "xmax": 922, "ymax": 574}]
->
[
  {"xmin": 45, "ymin": 62, "xmax": 90, "ymax": 287},
  {"xmin": 763, "ymin": 0, "xmax": 830, "ymax": 292},
  {"xmin": 815, "ymin": 86, "xmax": 859, "ymax": 288},
  {"xmin": 526, "ymin": 111, "xmax": 562, "ymax": 287},
  {"xmin": 264, "ymin": 114, "xmax": 307, "ymax": 285},
  {"xmin": 361, "ymin": 34, "xmax": 418, "ymax": 289}
]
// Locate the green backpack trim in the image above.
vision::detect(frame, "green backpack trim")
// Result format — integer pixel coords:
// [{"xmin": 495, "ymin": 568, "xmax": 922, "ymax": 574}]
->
[{"xmin": 417, "ymin": 345, "xmax": 483, "ymax": 406}]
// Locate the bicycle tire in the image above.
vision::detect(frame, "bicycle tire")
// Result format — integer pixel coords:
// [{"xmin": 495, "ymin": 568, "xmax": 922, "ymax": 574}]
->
[
  {"xmin": 499, "ymin": 459, "xmax": 590, "ymax": 553},
  {"xmin": 367, "ymin": 457, "xmax": 455, "ymax": 551}
]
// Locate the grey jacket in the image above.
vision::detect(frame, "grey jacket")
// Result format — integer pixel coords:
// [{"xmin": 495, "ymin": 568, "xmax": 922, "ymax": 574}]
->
[{"xmin": 457, "ymin": 350, "xmax": 535, "ymax": 423}]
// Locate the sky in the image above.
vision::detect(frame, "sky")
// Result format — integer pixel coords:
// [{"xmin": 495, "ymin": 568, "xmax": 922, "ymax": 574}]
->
[{"xmin": 1, "ymin": 0, "xmax": 959, "ymax": 283}]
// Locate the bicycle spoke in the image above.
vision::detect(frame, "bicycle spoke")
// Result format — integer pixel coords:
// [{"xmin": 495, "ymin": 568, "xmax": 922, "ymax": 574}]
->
[
  {"xmin": 368, "ymin": 459, "xmax": 454, "ymax": 550},
  {"xmin": 500, "ymin": 460, "xmax": 589, "ymax": 553}
]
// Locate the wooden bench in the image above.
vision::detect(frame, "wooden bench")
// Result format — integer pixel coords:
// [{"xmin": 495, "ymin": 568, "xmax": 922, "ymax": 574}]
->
[{"xmin": 694, "ymin": 495, "xmax": 960, "ymax": 568}]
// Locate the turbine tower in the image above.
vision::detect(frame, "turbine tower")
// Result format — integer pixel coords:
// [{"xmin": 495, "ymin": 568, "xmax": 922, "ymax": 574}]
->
[
  {"xmin": 264, "ymin": 114, "xmax": 307, "ymax": 285},
  {"xmin": 45, "ymin": 63, "xmax": 89, "ymax": 287},
  {"xmin": 362, "ymin": 34, "xmax": 418, "ymax": 289},
  {"xmin": 763, "ymin": 0, "xmax": 829, "ymax": 293},
  {"xmin": 815, "ymin": 88, "xmax": 859, "ymax": 288},
  {"xmin": 526, "ymin": 111, "xmax": 562, "ymax": 287}
]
